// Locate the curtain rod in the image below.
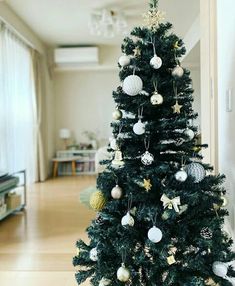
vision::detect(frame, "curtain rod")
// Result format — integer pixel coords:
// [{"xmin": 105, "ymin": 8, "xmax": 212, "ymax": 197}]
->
[{"xmin": 0, "ymin": 17, "xmax": 38, "ymax": 52}]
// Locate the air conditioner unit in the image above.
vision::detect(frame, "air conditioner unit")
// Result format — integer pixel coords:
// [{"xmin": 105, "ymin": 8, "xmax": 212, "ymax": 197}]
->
[{"xmin": 54, "ymin": 46, "xmax": 99, "ymax": 67}]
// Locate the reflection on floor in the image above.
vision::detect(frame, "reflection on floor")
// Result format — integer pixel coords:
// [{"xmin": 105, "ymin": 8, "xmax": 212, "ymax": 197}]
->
[{"xmin": 0, "ymin": 176, "xmax": 96, "ymax": 286}]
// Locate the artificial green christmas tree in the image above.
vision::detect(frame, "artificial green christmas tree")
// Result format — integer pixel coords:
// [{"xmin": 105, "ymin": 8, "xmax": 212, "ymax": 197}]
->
[{"xmin": 73, "ymin": 1, "xmax": 235, "ymax": 285}]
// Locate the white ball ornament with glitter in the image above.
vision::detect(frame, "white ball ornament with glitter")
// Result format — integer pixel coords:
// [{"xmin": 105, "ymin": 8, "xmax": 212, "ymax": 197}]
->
[
  {"xmin": 184, "ymin": 128, "xmax": 194, "ymax": 141},
  {"xmin": 118, "ymin": 55, "xmax": 130, "ymax": 67},
  {"xmin": 89, "ymin": 247, "xmax": 98, "ymax": 261},
  {"xmin": 111, "ymin": 185, "xmax": 123, "ymax": 199},
  {"xmin": 172, "ymin": 65, "xmax": 184, "ymax": 78},
  {"xmin": 121, "ymin": 212, "xmax": 135, "ymax": 227},
  {"xmin": 150, "ymin": 92, "xmax": 163, "ymax": 105},
  {"xmin": 133, "ymin": 119, "xmax": 145, "ymax": 135},
  {"xmin": 148, "ymin": 226, "xmax": 163, "ymax": 243},
  {"xmin": 186, "ymin": 162, "xmax": 206, "ymax": 183},
  {"xmin": 212, "ymin": 261, "xmax": 228, "ymax": 278},
  {"xmin": 150, "ymin": 54, "xmax": 162, "ymax": 69},
  {"xmin": 123, "ymin": 75, "xmax": 143, "ymax": 96},
  {"xmin": 117, "ymin": 263, "xmax": 131, "ymax": 282},
  {"xmin": 175, "ymin": 168, "xmax": 188, "ymax": 182}
]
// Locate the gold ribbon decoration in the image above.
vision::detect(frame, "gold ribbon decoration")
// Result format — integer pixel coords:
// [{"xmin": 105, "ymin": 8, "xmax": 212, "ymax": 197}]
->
[{"xmin": 161, "ymin": 194, "xmax": 181, "ymax": 213}]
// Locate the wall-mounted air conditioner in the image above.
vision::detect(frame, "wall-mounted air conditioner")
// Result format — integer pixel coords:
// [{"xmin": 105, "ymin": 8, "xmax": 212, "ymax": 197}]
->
[{"xmin": 54, "ymin": 46, "xmax": 99, "ymax": 68}]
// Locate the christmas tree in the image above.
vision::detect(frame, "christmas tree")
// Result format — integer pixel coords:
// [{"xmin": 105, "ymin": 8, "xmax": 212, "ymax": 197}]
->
[{"xmin": 73, "ymin": 1, "xmax": 235, "ymax": 285}]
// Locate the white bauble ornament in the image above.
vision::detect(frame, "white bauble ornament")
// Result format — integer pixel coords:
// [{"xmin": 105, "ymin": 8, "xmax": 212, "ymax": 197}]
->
[
  {"xmin": 123, "ymin": 75, "xmax": 143, "ymax": 96},
  {"xmin": 150, "ymin": 92, "xmax": 163, "ymax": 105},
  {"xmin": 112, "ymin": 108, "xmax": 122, "ymax": 120},
  {"xmin": 150, "ymin": 55, "xmax": 162, "ymax": 69},
  {"xmin": 148, "ymin": 226, "xmax": 163, "ymax": 243},
  {"xmin": 221, "ymin": 196, "xmax": 228, "ymax": 207},
  {"xmin": 117, "ymin": 264, "xmax": 131, "ymax": 282},
  {"xmin": 186, "ymin": 162, "xmax": 206, "ymax": 183},
  {"xmin": 141, "ymin": 151, "xmax": 154, "ymax": 166},
  {"xmin": 175, "ymin": 168, "xmax": 188, "ymax": 182},
  {"xmin": 111, "ymin": 185, "xmax": 123, "ymax": 199},
  {"xmin": 172, "ymin": 65, "xmax": 184, "ymax": 78},
  {"xmin": 184, "ymin": 128, "xmax": 194, "ymax": 141},
  {"xmin": 133, "ymin": 119, "xmax": 145, "ymax": 135},
  {"xmin": 212, "ymin": 261, "xmax": 228, "ymax": 278},
  {"xmin": 89, "ymin": 247, "xmax": 98, "ymax": 261},
  {"xmin": 121, "ymin": 211, "xmax": 135, "ymax": 227},
  {"xmin": 110, "ymin": 137, "xmax": 118, "ymax": 150},
  {"xmin": 99, "ymin": 278, "xmax": 111, "ymax": 286},
  {"xmin": 118, "ymin": 55, "xmax": 130, "ymax": 67}
]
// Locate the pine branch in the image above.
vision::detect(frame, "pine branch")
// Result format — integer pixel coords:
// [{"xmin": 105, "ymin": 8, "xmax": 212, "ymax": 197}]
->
[{"xmin": 149, "ymin": 0, "xmax": 159, "ymax": 9}]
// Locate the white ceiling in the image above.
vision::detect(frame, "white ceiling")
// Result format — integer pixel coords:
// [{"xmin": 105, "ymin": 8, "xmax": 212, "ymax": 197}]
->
[{"xmin": 5, "ymin": 0, "xmax": 200, "ymax": 47}]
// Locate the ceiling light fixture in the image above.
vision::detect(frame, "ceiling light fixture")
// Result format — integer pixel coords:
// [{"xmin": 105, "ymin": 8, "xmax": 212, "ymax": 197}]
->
[{"xmin": 89, "ymin": 9, "xmax": 128, "ymax": 38}]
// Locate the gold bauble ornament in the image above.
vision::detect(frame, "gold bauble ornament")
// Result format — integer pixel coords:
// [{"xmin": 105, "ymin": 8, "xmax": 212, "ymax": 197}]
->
[{"xmin": 90, "ymin": 191, "xmax": 106, "ymax": 211}]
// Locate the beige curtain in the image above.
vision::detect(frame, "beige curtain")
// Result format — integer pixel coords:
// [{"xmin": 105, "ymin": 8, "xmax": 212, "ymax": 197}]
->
[{"xmin": 31, "ymin": 50, "xmax": 47, "ymax": 182}]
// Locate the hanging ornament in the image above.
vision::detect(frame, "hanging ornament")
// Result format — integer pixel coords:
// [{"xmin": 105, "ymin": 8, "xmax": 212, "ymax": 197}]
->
[
  {"xmin": 133, "ymin": 47, "xmax": 141, "ymax": 57},
  {"xmin": 121, "ymin": 211, "xmax": 135, "ymax": 227},
  {"xmin": 205, "ymin": 278, "xmax": 219, "ymax": 286},
  {"xmin": 143, "ymin": 8, "xmax": 165, "ymax": 31},
  {"xmin": 151, "ymin": 81, "xmax": 163, "ymax": 105},
  {"xmin": 148, "ymin": 226, "xmax": 163, "ymax": 243},
  {"xmin": 133, "ymin": 107, "xmax": 145, "ymax": 135},
  {"xmin": 200, "ymin": 227, "xmax": 213, "ymax": 240},
  {"xmin": 117, "ymin": 263, "xmax": 131, "ymax": 282},
  {"xmin": 186, "ymin": 162, "xmax": 206, "ymax": 183},
  {"xmin": 133, "ymin": 119, "xmax": 145, "ymax": 135},
  {"xmin": 143, "ymin": 178, "xmax": 152, "ymax": 192},
  {"xmin": 167, "ymin": 255, "xmax": 176, "ymax": 265},
  {"xmin": 173, "ymin": 41, "xmax": 180, "ymax": 49},
  {"xmin": 118, "ymin": 55, "xmax": 130, "ymax": 67},
  {"xmin": 184, "ymin": 127, "xmax": 194, "ymax": 141},
  {"xmin": 172, "ymin": 100, "xmax": 182, "ymax": 114},
  {"xmin": 150, "ymin": 91, "xmax": 163, "ymax": 105},
  {"xmin": 89, "ymin": 191, "xmax": 106, "ymax": 211},
  {"xmin": 76, "ymin": 247, "xmax": 80, "ymax": 256},
  {"xmin": 212, "ymin": 261, "xmax": 228, "ymax": 278},
  {"xmin": 99, "ymin": 278, "xmax": 111, "ymax": 286},
  {"xmin": 112, "ymin": 107, "xmax": 123, "ymax": 120},
  {"xmin": 111, "ymin": 184, "xmax": 123, "ymax": 199},
  {"xmin": 89, "ymin": 247, "xmax": 98, "ymax": 261},
  {"xmin": 121, "ymin": 195, "xmax": 134, "ymax": 227},
  {"xmin": 161, "ymin": 194, "xmax": 181, "ymax": 213},
  {"xmin": 221, "ymin": 196, "xmax": 228, "ymax": 207},
  {"xmin": 150, "ymin": 54, "xmax": 162, "ymax": 69},
  {"xmin": 172, "ymin": 64, "xmax": 184, "ymax": 78},
  {"xmin": 175, "ymin": 168, "xmax": 188, "ymax": 182},
  {"xmin": 141, "ymin": 138, "xmax": 154, "ymax": 166},
  {"xmin": 112, "ymin": 149, "xmax": 124, "ymax": 166},
  {"xmin": 123, "ymin": 74, "xmax": 143, "ymax": 96}
]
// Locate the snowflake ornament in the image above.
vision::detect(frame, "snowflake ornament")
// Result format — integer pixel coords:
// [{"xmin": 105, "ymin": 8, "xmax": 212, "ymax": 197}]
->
[{"xmin": 143, "ymin": 9, "xmax": 165, "ymax": 31}]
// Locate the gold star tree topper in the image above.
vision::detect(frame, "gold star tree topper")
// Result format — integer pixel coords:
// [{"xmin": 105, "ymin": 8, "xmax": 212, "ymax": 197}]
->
[
  {"xmin": 143, "ymin": 8, "xmax": 165, "ymax": 31},
  {"xmin": 171, "ymin": 100, "xmax": 183, "ymax": 114},
  {"xmin": 143, "ymin": 179, "xmax": 152, "ymax": 192}
]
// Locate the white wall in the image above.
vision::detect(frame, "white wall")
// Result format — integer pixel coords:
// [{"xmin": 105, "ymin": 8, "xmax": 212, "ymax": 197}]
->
[
  {"xmin": 217, "ymin": 0, "xmax": 235, "ymax": 231},
  {"xmin": 190, "ymin": 68, "xmax": 201, "ymax": 128},
  {"xmin": 54, "ymin": 70, "xmax": 118, "ymax": 149}
]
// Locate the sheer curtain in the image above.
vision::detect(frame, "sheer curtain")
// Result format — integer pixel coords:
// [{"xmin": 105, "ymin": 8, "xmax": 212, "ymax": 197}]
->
[{"xmin": 0, "ymin": 24, "xmax": 37, "ymax": 183}]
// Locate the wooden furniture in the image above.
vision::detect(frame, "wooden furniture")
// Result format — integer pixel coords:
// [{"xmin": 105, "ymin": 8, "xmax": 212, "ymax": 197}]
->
[
  {"xmin": 53, "ymin": 149, "xmax": 97, "ymax": 176},
  {"xmin": 0, "ymin": 170, "xmax": 26, "ymax": 221}
]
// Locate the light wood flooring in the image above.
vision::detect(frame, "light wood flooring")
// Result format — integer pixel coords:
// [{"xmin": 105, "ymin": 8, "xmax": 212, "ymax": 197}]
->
[{"xmin": 0, "ymin": 176, "xmax": 96, "ymax": 286}]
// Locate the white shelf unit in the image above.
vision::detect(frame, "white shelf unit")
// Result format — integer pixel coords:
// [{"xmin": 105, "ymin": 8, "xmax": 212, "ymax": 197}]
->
[{"xmin": 56, "ymin": 150, "xmax": 97, "ymax": 176}]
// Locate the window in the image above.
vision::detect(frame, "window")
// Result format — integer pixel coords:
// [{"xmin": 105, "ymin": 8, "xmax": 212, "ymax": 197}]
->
[{"xmin": 0, "ymin": 24, "xmax": 37, "ymax": 183}]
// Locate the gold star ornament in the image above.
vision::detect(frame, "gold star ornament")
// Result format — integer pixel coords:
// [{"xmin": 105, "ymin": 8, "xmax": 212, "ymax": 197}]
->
[
  {"xmin": 133, "ymin": 47, "xmax": 141, "ymax": 57},
  {"xmin": 143, "ymin": 179, "xmax": 152, "ymax": 192},
  {"xmin": 143, "ymin": 9, "xmax": 165, "ymax": 31},
  {"xmin": 171, "ymin": 100, "xmax": 183, "ymax": 114}
]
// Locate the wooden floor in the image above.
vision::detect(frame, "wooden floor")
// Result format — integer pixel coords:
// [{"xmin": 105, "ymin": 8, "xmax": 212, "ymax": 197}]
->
[{"xmin": 0, "ymin": 176, "xmax": 96, "ymax": 286}]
